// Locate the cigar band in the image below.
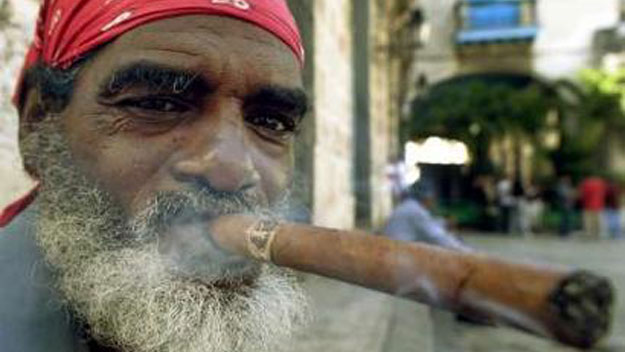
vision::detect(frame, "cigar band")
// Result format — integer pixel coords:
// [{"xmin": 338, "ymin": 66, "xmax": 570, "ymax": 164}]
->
[{"xmin": 246, "ymin": 218, "xmax": 280, "ymax": 262}]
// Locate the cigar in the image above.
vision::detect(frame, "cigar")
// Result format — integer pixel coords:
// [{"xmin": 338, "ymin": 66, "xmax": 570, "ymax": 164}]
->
[{"xmin": 208, "ymin": 215, "xmax": 615, "ymax": 349}]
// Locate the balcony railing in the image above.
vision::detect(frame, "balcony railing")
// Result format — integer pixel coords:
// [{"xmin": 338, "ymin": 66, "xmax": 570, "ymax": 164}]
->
[{"xmin": 455, "ymin": 0, "xmax": 539, "ymax": 45}]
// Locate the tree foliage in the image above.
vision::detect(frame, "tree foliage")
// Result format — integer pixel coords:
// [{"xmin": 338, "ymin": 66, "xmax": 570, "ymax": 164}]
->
[
  {"xmin": 552, "ymin": 68, "xmax": 625, "ymax": 179},
  {"xmin": 408, "ymin": 81, "xmax": 553, "ymax": 175},
  {"xmin": 578, "ymin": 69, "xmax": 625, "ymax": 127},
  {"xmin": 408, "ymin": 71, "xmax": 625, "ymax": 180}
]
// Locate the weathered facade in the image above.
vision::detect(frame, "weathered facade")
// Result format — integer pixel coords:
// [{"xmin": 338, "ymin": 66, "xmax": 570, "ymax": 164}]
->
[
  {"xmin": 0, "ymin": 0, "xmax": 38, "ymax": 207},
  {"xmin": 416, "ymin": 0, "xmax": 620, "ymax": 84}
]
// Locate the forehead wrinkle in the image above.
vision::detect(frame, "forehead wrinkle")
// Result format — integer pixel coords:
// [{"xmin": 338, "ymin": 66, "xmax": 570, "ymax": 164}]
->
[
  {"xmin": 125, "ymin": 15, "xmax": 284, "ymax": 52},
  {"xmin": 116, "ymin": 33, "xmax": 219, "ymax": 61},
  {"xmin": 139, "ymin": 19, "xmax": 290, "ymax": 62},
  {"xmin": 134, "ymin": 46, "xmax": 205, "ymax": 61},
  {"xmin": 110, "ymin": 14, "xmax": 297, "ymax": 61},
  {"xmin": 115, "ymin": 35, "xmax": 228, "ymax": 84},
  {"xmin": 193, "ymin": 20, "xmax": 285, "ymax": 50}
]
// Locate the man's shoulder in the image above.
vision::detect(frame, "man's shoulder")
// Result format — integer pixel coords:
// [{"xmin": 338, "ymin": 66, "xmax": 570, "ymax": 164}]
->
[
  {"xmin": 0, "ymin": 205, "xmax": 40, "ymax": 272},
  {"xmin": 0, "ymin": 206, "xmax": 88, "ymax": 352},
  {"xmin": 399, "ymin": 199, "xmax": 429, "ymax": 216},
  {"xmin": 0, "ymin": 188, "xmax": 39, "ymax": 228}
]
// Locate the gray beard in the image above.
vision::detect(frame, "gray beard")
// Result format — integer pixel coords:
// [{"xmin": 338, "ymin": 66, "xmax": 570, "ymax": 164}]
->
[{"xmin": 22, "ymin": 119, "xmax": 309, "ymax": 352}]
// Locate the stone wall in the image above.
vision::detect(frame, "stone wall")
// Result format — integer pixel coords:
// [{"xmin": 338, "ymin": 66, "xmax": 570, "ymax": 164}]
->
[
  {"xmin": 533, "ymin": 0, "xmax": 619, "ymax": 80},
  {"xmin": 414, "ymin": 0, "xmax": 460, "ymax": 86},
  {"xmin": 0, "ymin": 0, "xmax": 37, "ymax": 208}
]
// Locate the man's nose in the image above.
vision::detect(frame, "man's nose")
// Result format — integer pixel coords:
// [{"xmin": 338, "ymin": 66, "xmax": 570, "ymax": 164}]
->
[{"xmin": 172, "ymin": 120, "xmax": 261, "ymax": 193}]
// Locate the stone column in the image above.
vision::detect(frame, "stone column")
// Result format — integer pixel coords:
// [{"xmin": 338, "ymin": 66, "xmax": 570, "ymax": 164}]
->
[
  {"xmin": 369, "ymin": 0, "xmax": 395, "ymax": 228},
  {"xmin": 311, "ymin": 1, "xmax": 355, "ymax": 229}
]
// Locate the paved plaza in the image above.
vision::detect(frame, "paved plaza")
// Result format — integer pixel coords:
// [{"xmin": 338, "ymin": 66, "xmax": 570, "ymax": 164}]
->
[{"xmin": 291, "ymin": 234, "xmax": 625, "ymax": 352}]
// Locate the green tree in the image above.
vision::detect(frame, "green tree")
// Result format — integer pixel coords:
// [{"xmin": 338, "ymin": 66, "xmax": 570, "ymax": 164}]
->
[
  {"xmin": 551, "ymin": 69, "xmax": 625, "ymax": 179},
  {"xmin": 408, "ymin": 81, "xmax": 553, "ymax": 176}
]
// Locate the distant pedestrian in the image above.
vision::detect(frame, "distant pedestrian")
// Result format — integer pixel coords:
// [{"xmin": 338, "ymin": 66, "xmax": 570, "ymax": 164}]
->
[
  {"xmin": 556, "ymin": 175, "xmax": 576, "ymax": 237},
  {"xmin": 579, "ymin": 176, "xmax": 607, "ymax": 239},
  {"xmin": 525, "ymin": 184, "xmax": 544, "ymax": 234},
  {"xmin": 510, "ymin": 178, "xmax": 530, "ymax": 236},
  {"xmin": 496, "ymin": 176, "xmax": 514, "ymax": 234},
  {"xmin": 604, "ymin": 181, "xmax": 622, "ymax": 239},
  {"xmin": 471, "ymin": 175, "xmax": 497, "ymax": 231},
  {"xmin": 384, "ymin": 185, "xmax": 468, "ymax": 252}
]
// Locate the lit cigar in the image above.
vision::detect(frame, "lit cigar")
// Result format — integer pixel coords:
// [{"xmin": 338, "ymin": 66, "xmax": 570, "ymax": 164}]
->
[{"xmin": 208, "ymin": 215, "xmax": 614, "ymax": 349}]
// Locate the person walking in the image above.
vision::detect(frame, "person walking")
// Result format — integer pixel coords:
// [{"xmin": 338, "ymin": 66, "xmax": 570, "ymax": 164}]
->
[
  {"xmin": 496, "ymin": 176, "xmax": 514, "ymax": 234},
  {"xmin": 579, "ymin": 176, "xmax": 607, "ymax": 239},
  {"xmin": 604, "ymin": 180, "xmax": 622, "ymax": 239},
  {"xmin": 510, "ymin": 178, "xmax": 530, "ymax": 236},
  {"xmin": 556, "ymin": 175, "xmax": 576, "ymax": 238}
]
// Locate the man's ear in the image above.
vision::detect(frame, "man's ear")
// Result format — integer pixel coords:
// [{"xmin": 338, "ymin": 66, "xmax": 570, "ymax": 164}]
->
[
  {"xmin": 18, "ymin": 87, "xmax": 47, "ymax": 135},
  {"xmin": 18, "ymin": 87, "xmax": 48, "ymax": 179}
]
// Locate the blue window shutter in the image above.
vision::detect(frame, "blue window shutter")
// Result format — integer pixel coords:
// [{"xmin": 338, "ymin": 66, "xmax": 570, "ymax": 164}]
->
[{"xmin": 468, "ymin": 1, "xmax": 521, "ymax": 29}]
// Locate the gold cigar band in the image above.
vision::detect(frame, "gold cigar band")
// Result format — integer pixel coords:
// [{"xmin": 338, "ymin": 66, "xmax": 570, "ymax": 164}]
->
[{"xmin": 246, "ymin": 217, "xmax": 280, "ymax": 262}]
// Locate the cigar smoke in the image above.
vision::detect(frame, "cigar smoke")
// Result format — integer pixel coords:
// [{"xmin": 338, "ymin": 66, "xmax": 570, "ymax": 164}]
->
[
  {"xmin": 130, "ymin": 190, "xmax": 265, "ymax": 284},
  {"xmin": 22, "ymin": 119, "xmax": 310, "ymax": 352},
  {"xmin": 389, "ymin": 249, "xmax": 441, "ymax": 304}
]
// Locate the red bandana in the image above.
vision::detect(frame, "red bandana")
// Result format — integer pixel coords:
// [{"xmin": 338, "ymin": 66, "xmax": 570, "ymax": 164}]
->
[
  {"xmin": 13, "ymin": 0, "xmax": 303, "ymax": 105},
  {"xmin": 3, "ymin": 0, "xmax": 303, "ymax": 228}
]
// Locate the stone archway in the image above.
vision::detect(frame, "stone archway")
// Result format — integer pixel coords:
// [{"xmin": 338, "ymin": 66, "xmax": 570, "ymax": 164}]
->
[{"xmin": 407, "ymin": 71, "xmax": 564, "ymax": 184}]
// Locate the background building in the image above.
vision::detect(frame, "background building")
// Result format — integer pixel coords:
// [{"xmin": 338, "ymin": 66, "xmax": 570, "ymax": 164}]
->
[{"xmin": 411, "ymin": 0, "xmax": 623, "ymax": 183}]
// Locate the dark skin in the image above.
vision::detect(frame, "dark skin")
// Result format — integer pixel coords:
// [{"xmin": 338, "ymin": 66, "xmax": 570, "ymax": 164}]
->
[{"xmin": 20, "ymin": 15, "xmax": 308, "ymax": 217}]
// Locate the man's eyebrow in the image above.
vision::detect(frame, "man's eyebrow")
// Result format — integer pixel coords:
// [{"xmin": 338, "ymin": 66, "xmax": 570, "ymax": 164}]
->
[
  {"xmin": 245, "ymin": 85, "xmax": 309, "ymax": 116},
  {"xmin": 98, "ymin": 61, "xmax": 212, "ymax": 97}
]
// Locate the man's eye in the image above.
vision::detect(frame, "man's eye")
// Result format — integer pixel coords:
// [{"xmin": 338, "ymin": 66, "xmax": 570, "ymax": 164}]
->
[
  {"xmin": 247, "ymin": 114, "xmax": 296, "ymax": 133},
  {"xmin": 123, "ymin": 97, "xmax": 189, "ymax": 113}
]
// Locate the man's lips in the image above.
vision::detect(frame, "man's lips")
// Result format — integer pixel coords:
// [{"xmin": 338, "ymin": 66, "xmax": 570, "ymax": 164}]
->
[
  {"xmin": 163, "ymin": 210, "xmax": 217, "ymax": 227},
  {"xmin": 156, "ymin": 217, "xmax": 260, "ymax": 286}
]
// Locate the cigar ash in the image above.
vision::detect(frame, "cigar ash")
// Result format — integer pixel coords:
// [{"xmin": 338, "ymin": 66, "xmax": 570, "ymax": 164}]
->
[{"xmin": 548, "ymin": 271, "xmax": 615, "ymax": 348}]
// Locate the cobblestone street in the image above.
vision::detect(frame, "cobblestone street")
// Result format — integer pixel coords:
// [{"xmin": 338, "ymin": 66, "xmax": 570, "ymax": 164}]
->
[{"xmin": 291, "ymin": 234, "xmax": 625, "ymax": 352}]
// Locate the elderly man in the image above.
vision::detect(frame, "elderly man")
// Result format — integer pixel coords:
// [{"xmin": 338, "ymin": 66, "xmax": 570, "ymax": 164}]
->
[{"xmin": 0, "ymin": 1, "xmax": 311, "ymax": 351}]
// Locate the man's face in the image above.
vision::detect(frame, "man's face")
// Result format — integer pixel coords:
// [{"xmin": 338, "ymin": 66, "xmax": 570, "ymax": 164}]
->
[
  {"xmin": 22, "ymin": 15, "xmax": 309, "ymax": 352},
  {"xmin": 60, "ymin": 15, "xmax": 307, "ymax": 217}
]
